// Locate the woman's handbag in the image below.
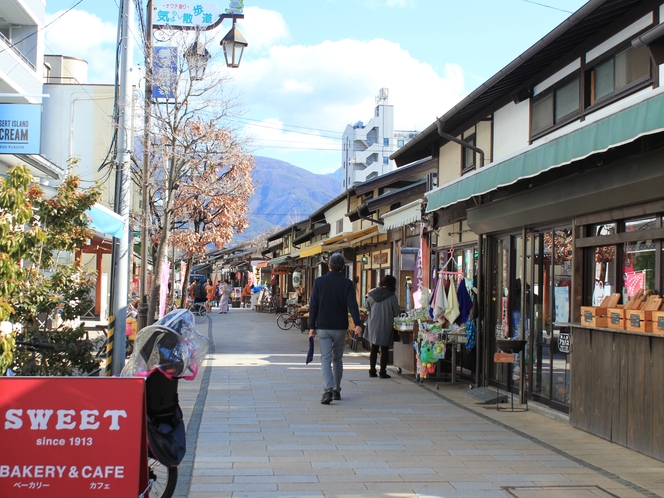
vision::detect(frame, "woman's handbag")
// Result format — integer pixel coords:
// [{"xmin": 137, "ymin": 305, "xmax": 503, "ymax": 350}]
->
[{"xmin": 392, "ymin": 328, "xmax": 401, "ymax": 343}]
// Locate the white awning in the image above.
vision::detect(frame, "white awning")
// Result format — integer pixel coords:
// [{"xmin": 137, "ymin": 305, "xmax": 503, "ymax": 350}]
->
[{"xmin": 380, "ymin": 199, "xmax": 422, "ymax": 232}]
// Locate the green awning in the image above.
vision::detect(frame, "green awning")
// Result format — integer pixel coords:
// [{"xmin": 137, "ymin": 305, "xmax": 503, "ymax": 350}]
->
[{"xmin": 426, "ymin": 91, "xmax": 664, "ymax": 212}]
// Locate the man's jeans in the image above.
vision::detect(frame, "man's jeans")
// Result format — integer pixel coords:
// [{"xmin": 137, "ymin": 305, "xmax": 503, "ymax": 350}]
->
[{"xmin": 317, "ymin": 329, "xmax": 346, "ymax": 393}]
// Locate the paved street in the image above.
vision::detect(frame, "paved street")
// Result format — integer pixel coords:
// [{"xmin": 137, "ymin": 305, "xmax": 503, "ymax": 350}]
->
[{"xmin": 171, "ymin": 309, "xmax": 664, "ymax": 498}]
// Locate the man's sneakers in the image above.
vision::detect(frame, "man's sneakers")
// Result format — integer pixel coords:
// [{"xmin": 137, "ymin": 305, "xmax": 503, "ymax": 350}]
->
[
  {"xmin": 333, "ymin": 391, "xmax": 341, "ymax": 401},
  {"xmin": 379, "ymin": 372, "xmax": 392, "ymax": 379}
]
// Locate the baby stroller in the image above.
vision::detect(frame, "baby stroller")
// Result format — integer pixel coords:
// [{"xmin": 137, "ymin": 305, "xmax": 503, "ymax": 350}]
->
[{"xmin": 122, "ymin": 309, "xmax": 209, "ymax": 498}]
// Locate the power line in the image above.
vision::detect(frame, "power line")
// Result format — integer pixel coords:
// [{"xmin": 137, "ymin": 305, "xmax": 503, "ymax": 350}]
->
[
  {"xmin": 522, "ymin": 0, "xmax": 573, "ymax": 14},
  {"xmin": 232, "ymin": 115, "xmax": 344, "ymax": 137},
  {"xmin": 0, "ymin": 0, "xmax": 84, "ymax": 56}
]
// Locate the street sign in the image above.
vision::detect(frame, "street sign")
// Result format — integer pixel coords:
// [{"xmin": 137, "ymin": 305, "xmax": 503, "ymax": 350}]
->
[
  {"xmin": 558, "ymin": 332, "xmax": 570, "ymax": 353},
  {"xmin": 154, "ymin": 2, "xmax": 243, "ymax": 29}
]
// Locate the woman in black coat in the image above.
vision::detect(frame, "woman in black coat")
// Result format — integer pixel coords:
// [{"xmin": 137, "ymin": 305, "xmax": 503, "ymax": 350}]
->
[{"xmin": 363, "ymin": 275, "xmax": 400, "ymax": 378}]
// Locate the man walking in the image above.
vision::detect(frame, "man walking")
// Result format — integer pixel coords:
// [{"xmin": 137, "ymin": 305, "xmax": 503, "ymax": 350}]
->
[{"xmin": 308, "ymin": 253, "xmax": 363, "ymax": 404}]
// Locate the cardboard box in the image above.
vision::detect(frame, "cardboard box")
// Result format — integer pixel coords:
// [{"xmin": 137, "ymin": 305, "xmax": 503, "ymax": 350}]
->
[
  {"xmin": 652, "ymin": 311, "xmax": 664, "ymax": 335},
  {"xmin": 580, "ymin": 306, "xmax": 608, "ymax": 327},
  {"xmin": 607, "ymin": 307, "xmax": 625, "ymax": 330},
  {"xmin": 625, "ymin": 309, "xmax": 653, "ymax": 333}
]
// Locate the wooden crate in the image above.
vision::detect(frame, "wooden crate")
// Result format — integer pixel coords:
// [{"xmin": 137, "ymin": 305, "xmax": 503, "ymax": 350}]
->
[
  {"xmin": 652, "ymin": 311, "xmax": 664, "ymax": 335},
  {"xmin": 607, "ymin": 307, "xmax": 625, "ymax": 330},
  {"xmin": 625, "ymin": 309, "xmax": 653, "ymax": 333},
  {"xmin": 580, "ymin": 306, "xmax": 608, "ymax": 327}
]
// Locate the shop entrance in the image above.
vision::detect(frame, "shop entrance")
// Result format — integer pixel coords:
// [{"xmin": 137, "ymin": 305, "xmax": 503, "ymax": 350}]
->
[{"xmin": 488, "ymin": 227, "xmax": 572, "ymax": 412}]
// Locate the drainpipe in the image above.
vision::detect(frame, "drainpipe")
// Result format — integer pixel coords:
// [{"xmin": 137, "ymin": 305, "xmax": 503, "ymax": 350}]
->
[{"xmin": 436, "ymin": 118, "xmax": 485, "ymax": 167}]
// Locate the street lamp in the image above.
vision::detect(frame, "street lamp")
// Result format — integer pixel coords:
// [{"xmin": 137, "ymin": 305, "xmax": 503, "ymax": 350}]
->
[
  {"xmin": 137, "ymin": 5, "xmax": 247, "ymax": 331},
  {"xmin": 185, "ymin": 40, "xmax": 211, "ymax": 81},
  {"xmin": 221, "ymin": 19, "xmax": 248, "ymax": 68}
]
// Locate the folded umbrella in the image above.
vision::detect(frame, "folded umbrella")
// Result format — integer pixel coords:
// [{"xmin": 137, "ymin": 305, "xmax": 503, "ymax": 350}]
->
[{"xmin": 306, "ymin": 335, "xmax": 314, "ymax": 364}]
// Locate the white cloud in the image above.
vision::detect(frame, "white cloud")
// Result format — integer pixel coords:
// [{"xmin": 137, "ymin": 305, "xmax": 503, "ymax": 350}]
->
[
  {"xmin": 44, "ymin": 10, "xmax": 119, "ymax": 83},
  {"xmin": 220, "ymin": 36, "xmax": 465, "ymax": 135},
  {"xmin": 207, "ymin": 6, "xmax": 290, "ymax": 54}
]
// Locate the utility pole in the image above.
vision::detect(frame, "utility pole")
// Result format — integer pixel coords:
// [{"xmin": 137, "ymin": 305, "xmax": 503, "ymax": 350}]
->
[
  {"xmin": 137, "ymin": 0, "xmax": 153, "ymax": 331},
  {"xmin": 110, "ymin": 0, "xmax": 134, "ymax": 374}
]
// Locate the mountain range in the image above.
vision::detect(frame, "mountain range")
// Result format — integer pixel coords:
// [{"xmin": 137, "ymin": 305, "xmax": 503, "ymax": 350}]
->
[{"xmin": 234, "ymin": 156, "xmax": 343, "ymax": 243}]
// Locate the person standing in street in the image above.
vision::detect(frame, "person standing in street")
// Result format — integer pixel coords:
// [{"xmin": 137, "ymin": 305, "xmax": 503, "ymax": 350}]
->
[
  {"xmin": 363, "ymin": 275, "xmax": 400, "ymax": 379},
  {"xmin": 218, "ymin": 280, "xmax": 232, "ymax": 314},
  {"xmin": 308, "ymin": 253, "xmax": 363, "ymax": 404}
]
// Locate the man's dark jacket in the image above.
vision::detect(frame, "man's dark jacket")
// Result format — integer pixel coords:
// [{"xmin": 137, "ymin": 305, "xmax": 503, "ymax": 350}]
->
[{"xmin": 308, "ymin": 271, "xmax": 361, "ymax": 330}]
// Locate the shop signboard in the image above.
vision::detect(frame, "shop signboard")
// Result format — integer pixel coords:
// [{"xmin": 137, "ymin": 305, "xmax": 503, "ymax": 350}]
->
[
  {"xmin": 0, "ymin": 104, "xmax": 41, "ymax": 155},
  {"xmin": 0, "ymin": 377, "xmax": 147, "ymax": 497},
  {"xmin": 558, "ymin": 332, "xmax": 570, "ymax": 354}
]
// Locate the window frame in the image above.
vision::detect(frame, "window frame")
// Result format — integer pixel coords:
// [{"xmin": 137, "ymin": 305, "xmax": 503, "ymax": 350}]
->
[
  {"xmin": 530, "ymin": 72, "xmax": 581, "ymax": 141},
  {"xmin": 584, "ymin": 41, "xmax": 653, "ymax": 114}
]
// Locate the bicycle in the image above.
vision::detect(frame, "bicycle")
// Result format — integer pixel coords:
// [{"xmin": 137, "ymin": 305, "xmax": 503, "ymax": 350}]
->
[
  {"xmin": 187, "ymin": 301, "xmax": 208, "ymax": 323},
  {"xmin": 122, "ymin": 309, "xmax": 210, "ymax": 498},
  {"xmin": 276, "ymin": 310, "xmax": 301, "ymax": 330}
]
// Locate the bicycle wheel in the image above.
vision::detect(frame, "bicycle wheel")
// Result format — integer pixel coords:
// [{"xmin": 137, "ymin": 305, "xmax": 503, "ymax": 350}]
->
[
  {"xmin": 147, "ymin": 457, "xmax": 177, "ymax": 498},
  {"xmin": 276, "ymin": 314, "xmax": 294, "ymax": 330},
  {"xmin": 194, "ymin": 306, "xmax": 207, "ymax": 323}
]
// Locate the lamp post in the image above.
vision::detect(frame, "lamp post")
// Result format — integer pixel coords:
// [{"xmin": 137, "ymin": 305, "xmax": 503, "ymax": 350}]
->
[{"xmin": 136, "ymin": 4, "xmax": 247, "ymax": 330}]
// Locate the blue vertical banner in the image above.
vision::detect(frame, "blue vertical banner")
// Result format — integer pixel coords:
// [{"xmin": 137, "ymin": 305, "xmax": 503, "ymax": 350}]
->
[
  {"xmin": 0, "ymin": 104, "xmax": 42, "ymax": 155},
  {"xmin": 152, "ymin": 46, "xmax": 178, "ymax": 100}
]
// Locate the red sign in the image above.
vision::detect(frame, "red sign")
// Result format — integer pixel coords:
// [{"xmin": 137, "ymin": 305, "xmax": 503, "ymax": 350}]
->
[{"xmin": 0, "ymin": 377, "xmax": 147, "ymax": 497}]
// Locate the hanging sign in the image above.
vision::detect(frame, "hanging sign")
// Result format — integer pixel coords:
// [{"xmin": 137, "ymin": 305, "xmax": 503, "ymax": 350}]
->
[
  {"xmin": 0, "ymin": 377, "xmax": 147, "ymax": 497},
  {"xmin": 152, "ymin": 46, "xmax": 178, "ymax": 100},
  {"xmin": 154, "ymin": 1, "xmax": 243, "ymax": 28},
  {"xmin": 0, "ymin": 104, "xmax": 42, "ymax": 155}
]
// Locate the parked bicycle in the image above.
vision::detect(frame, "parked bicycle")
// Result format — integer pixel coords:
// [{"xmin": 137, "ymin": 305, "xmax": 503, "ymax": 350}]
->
[
  {"xmin": 187, "ymin": 301, "xmax": 208, "ymax": 323},
  {"xmin": 276, "ymin": 309, "xmax": 301, "ymax": 330},
  {"xmin": 121, "ymin": 308, "xmax": 209, "ymax": 498}
]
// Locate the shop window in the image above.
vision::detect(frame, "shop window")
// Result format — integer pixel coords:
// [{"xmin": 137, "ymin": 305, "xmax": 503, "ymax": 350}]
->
[
  {"xmin": 587, "ymin": 44, "xmax": 651, "ymax": 107},
  {"xmin": 531, "ymin": 76, "xmax": 580, "ymax": 137},
  {"xmin": 584, "ymin": 216, "xmax": 662, "ymax": 307},
  {"xmin": 623, "ymin": 217, "xmax": 656, "ymax": 300}
]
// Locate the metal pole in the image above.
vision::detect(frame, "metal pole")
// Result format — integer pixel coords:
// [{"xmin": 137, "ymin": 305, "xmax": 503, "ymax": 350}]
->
[
  {"xmin": 138, "ymin": 0, "xmax": 153, "ymax": 330},
  {"xmin": 111, "ymin": 0, "xmax": 134, "ymax": 374}
]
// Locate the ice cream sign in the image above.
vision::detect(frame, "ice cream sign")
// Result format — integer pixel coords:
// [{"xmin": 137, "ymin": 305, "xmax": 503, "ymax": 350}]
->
[
  {"xmin": 0, "ymin": 104, "xmax": 41, "ymax": 155},
  {"xmin": 154, "ymin": 1, "xmax": 244, "ymax": 28}
]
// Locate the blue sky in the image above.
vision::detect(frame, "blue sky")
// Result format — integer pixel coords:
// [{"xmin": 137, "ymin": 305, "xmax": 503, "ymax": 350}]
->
[{"xmin": 44, "ymin": 0, "xmax": 588, "ymax": 174}]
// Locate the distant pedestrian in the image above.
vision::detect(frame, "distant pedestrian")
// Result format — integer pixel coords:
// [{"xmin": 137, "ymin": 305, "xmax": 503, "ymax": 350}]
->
[
  {"xmin": 219, "ymin": 280, "xmax": 232, "ymax": 314},
  {"xmin": 205, "ymin": 278, "xmax": 215, "ymax": 312},
  {"xmin": 363, "ymin": 275, "xmax": 400, "ymax": 379},
  {"xmin": 193, "ymin": 278, "xmax": 207, "ymax": 307},
  {"xmin": 308, "ymin": 253, "xmax": 362, "ymax": 404}
]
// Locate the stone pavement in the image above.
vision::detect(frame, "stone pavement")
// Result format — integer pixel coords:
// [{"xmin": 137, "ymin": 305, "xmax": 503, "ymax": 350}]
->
[{"xmin": 170, "ymin": 308, "xmax": 664, "ymax": 498}]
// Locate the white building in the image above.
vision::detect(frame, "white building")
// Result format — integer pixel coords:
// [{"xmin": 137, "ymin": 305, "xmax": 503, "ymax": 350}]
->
[
  {"xmin": 0, "ymin": 0, "xmax": 65, "ymax": 181},
  {"xmin": 341, "ymin": 88, "xmax": 418, "ymax": 189}
]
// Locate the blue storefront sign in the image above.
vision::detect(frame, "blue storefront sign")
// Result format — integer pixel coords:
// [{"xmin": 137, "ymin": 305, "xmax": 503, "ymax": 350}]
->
[{"xmin": 0, "ymin": 104, "xmax": 42, "ymax": 155}]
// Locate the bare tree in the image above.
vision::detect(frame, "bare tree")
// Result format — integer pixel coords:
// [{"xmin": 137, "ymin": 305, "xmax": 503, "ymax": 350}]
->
[{"xmin": 132, "ymin": 10, "xmax": 253, "ymax": 323}]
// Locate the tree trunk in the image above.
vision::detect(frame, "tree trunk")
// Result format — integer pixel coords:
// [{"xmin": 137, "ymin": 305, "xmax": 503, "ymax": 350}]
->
[{"xmin": 147, "ymin": 213, "xmax": 170, "ymax": 325}]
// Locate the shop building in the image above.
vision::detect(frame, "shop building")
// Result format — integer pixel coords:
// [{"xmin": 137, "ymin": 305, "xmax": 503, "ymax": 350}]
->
[{"xmin": 392, "ymin": 0, "xmax": 664, "ymax": 460}]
